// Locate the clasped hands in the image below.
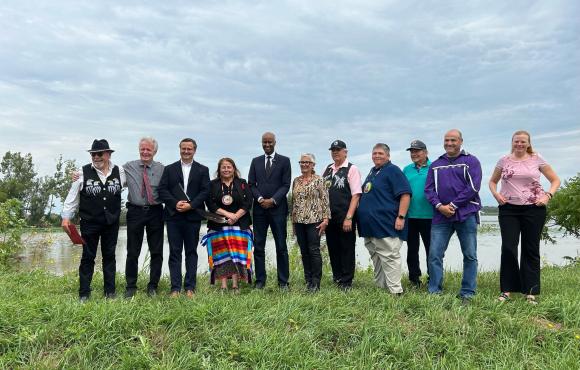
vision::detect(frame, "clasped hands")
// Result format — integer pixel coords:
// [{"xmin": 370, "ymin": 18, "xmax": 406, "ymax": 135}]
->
[
  {"xmin": 438, "ymin": 204, "xmax": 456, "ymax": 218},
  {"xmin": 176, "ymin": 200, "xmax": 192, "ymax": 213},
  {"xmin": 259, "ymin": 198, "xmax": 275, "ymax": 209},
  {"xmin": 223, "ymin": 211, "xmax": 241, "ymax": 225}
]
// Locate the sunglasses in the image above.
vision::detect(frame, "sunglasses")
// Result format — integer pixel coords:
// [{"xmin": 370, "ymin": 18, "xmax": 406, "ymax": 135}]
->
[
  {"xmin": 298, "ymin": 161, "xmax": 313, "ymax": 165},
  {"xmin": 91, "ymin": 152, "xmax": 105, "ymax": 157}
]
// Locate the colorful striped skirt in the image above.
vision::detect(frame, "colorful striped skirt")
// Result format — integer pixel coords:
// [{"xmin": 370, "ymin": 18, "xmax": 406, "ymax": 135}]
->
[{"xmin": 201, "ymin": 226, "xmax": 253, "ymax": 284}]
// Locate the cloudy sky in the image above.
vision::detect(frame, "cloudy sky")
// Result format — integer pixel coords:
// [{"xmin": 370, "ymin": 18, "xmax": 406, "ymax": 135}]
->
[{"xmin": 1, "ymin": 1, "xmax": 578, "ymax": 205}]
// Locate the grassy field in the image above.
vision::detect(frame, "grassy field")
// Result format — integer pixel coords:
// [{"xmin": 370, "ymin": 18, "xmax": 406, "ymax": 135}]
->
[{"xmin": 0, "ymin": 259, "xmax": 578, "ymax": 369}]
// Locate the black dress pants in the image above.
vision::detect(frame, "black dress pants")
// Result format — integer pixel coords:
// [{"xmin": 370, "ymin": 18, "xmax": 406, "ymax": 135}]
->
[
  {"xmin": 166, "ymin": 219, "xmax": 201, "ymax": 292},
  {"xmin": 79, "ymin": 219, "xmax": 119, "ymax": 297},
  {"xmin": 294, "ymin": 223, "xmax": 322, "ymax": 288},
  {"xmin": 125, "ymin": 204, "xmax": 164, "ymax": 291},
  {"xmin": 406, "ymin": 218, "xmax": 431, "ymax": 282},
  {"xmin": 498, "ymin": 204, "xmax": 546, "ymax": 295},
  {"xmin": 252, "ymin": 210, "xmax": 290, "ymax": 286},
  {"xmin": 325, "ymin": 220, "xmax": 356, "ymax": 287}
]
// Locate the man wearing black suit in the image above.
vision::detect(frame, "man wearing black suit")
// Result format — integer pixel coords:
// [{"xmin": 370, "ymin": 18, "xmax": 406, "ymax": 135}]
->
[
  {"xmin": 158, "ymin": 138, "xmax": 210, "ymax": 297},
  {"xmin": 248, "ymin": 132, "xmax": 292, "ymax": 289}
]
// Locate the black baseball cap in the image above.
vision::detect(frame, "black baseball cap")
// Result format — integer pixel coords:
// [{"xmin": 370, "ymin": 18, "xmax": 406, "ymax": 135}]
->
[
  {"xmin": 329, "ymin": 140, "xmax": 347, "ymax": 150},
  {"xmin": 406, "ymin": 139, "xmax": 427, "ymax": 151}
]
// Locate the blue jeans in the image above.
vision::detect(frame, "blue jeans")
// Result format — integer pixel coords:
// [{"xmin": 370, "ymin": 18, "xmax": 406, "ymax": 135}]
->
[{"xmin": 428, "ymin": 214, "xmax": 478, "ymax": 297}]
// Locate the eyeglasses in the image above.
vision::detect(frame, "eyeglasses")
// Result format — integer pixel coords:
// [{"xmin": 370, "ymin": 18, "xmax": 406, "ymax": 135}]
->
[
  {"xmin": 298, "ymin": 161, "xmax": 313, "ymax": 165},
  {"xmin": 91, "ymin": 152, "xmax": 105, "ymax": 157}
]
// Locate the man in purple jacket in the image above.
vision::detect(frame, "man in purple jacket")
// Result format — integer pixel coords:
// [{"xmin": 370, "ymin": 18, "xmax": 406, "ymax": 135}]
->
[{"xmin": 424, "ymin": 129, "xmax": 482, "ymax": 303}]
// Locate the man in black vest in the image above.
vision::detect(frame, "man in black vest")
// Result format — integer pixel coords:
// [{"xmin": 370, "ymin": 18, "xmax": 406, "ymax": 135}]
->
[
  {"xmin": 322, "ymin": 140, "xmax": 362, "ymax": 290},
  {"xmin": 158, "ymin": 138, "xmax": 210, "ymax": 298},
  {"xmin": 61, "ymin": 139, "xmax": 125, "ymax": 303}
]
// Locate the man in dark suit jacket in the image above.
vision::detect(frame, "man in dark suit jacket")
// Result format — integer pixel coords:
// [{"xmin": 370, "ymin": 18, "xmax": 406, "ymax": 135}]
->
[
  {"xmin": 248, "ymin": 132, "xmax": 292, "ymax": 289},
  {"xmin": 158, "ymin": 138, "xmax": 210, "ymax": 297}
]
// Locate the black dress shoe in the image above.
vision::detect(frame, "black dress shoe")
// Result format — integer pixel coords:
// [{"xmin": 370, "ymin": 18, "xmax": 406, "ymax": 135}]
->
[
  {"xmin": 124, "ymin": 289, "xmax": 136, "ymax": 299},
  {"xmin": 339, "ymin": 283, "xmax": 352, "ymax": 292},
  {"xmin": 456, "ymin": 294, "xmax": 472, "ymax": 306},
  {"xmin": 79, "ymin": 296, "xmax": 89, "ymax": 304},
  {"xmin": 254, "ymin": 282, "xmax": 265, "ymax": 290},
  {"xmin": 147, "ymin": 288, "xmax": 157, "ymax": 297},
  {"xmin": 279, "ymin": 284, "xmax": 290, "ymax": 292},
  {"xmin": 410, "ymin": 280, "xmax": 422, "ymax": 288},
  {"xmin": 307, "ymin": 285, "xmax": 320, "ymax": 293},
  {"xmin": 104, "ymin": 292, "xmax": 116, "ymax": 299}
]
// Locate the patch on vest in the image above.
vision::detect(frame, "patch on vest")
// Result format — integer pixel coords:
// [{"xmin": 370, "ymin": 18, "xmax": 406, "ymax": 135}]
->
[
  {"xmin": 85, "ymin": 179, "xmax": 102, "ymax": 196},
  {"xmin": 106, "ymin": 178, "xmax": 122, "ymax": 194},
  {"xmin": 333, "ymin": 175, "xmax": 346, "ymax": 189}
]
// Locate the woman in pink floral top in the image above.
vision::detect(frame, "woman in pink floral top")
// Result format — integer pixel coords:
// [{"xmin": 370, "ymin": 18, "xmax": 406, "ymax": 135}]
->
[{"xmin": 489, "ymin": 130, "xmax": 560, "ymax": 304}]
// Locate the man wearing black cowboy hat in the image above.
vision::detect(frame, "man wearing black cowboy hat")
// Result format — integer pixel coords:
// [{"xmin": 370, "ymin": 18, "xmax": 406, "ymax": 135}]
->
[{"xmin": 62, "ymin": 139, "xmax": 126, "ymax": 303}]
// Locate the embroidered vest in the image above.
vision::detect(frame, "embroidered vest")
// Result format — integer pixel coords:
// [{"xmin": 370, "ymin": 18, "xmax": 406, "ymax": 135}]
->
[
  {"xmin": 79, "ymin": 164, "xmax": 122, "ymax": 225},
  {"xmin": 323, "ymin": 163, "xmax": 353, "ymax": 223}
]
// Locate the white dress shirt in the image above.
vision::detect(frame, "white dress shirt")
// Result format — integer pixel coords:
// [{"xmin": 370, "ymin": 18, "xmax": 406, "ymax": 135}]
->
[{"xmin": 181, "ymin": 160, "xmax": 192, "ymax": 191}]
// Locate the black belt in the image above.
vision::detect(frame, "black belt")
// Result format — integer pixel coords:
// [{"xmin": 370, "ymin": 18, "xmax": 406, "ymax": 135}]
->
[{"xmin": 126, "ymin": 203, "xmax": 162, "ymax": 210}]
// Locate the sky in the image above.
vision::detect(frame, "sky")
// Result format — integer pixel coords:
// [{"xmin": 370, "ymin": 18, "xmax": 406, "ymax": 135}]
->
[{"xmin": 1, "ymin": 1, "xmax": 578, "ymax": 205}]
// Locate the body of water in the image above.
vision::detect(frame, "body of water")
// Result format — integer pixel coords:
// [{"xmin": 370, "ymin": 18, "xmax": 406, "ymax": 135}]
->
[{"xmin": 17, "ymin": 216, "xmax": 579, "ymax": 278}]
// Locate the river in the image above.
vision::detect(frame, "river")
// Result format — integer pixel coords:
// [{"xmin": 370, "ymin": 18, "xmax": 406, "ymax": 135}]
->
[{"xmin": 16, "ymin": 216, "xmax": 579, "ymax": 276}]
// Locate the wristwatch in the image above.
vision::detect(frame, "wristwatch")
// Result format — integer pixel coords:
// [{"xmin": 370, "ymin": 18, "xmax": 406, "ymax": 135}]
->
[
  {"xmin": 397, "ymin": 214, "xmax": 406, "ymax": 220},
  {"xmin": 345, "ymin": 215, "xmax": 353, "ymax": 221}
]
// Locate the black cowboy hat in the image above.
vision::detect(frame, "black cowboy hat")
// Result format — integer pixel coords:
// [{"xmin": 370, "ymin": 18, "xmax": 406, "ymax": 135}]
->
[{"xmin": 87, "ymin": 139, "xmax": 115, "ymax": 153}]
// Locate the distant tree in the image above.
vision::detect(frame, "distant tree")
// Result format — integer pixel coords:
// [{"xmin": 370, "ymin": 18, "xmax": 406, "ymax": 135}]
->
[
  {"xmin": 0, "ymin": 152, "xmax": 37, "ymax": 213},
  {"xmin": 546, "ymin": 175, "xmax": 580, "ymax": 239},
  {"xmin": 0, "ymin": 152, "xmax": 77, "ymax": 226},
  {"xmin": 45, "ymin": 155, "xmax": 77, "ymax": 218},
  {"xmin": 0, "ymin": 199, "xmax": 26, "ymax": 263}
]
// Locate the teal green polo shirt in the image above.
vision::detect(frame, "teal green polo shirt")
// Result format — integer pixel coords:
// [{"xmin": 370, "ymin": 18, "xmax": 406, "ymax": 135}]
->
[{"xmin": 403, "ymin": 160, "xmax": 433, "ymax": 219}]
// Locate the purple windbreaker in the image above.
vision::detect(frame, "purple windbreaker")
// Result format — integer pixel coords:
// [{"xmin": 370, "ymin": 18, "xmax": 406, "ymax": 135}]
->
[{"xmin": 424, "ymin": 150, "xmax": 482, "ymax": 224}]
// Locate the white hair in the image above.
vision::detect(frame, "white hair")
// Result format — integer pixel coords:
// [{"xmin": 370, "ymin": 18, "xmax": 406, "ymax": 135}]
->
[
  {"xmin": 139, "ymin": 137, "xmax": 158, "ymax": 152},
  {"xmin": 301, "ymin": 153, "xmax": 316, "ymax": 164}
]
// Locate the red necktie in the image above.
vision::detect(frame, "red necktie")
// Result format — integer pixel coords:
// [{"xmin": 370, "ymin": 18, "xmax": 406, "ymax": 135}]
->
[{"xmin": 142, "ymin": 166, "xmax": 155, "ymax": 204}]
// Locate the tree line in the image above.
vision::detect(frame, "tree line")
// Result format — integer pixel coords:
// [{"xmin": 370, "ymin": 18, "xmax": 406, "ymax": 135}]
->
[{"xmin": 0, "ymin": 151, "xmax": 77, "ymax": 227}]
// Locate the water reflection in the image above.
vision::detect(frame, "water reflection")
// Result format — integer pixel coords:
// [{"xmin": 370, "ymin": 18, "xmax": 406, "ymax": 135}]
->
[{"xmin": 17, "ymin": 216, "xmax": 579, "ymax": 276}]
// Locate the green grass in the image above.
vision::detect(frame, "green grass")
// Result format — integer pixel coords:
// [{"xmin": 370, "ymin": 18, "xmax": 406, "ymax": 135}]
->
[{"xmin": 0, "ymin": 261, "xmax": 578, "ymax": 369}]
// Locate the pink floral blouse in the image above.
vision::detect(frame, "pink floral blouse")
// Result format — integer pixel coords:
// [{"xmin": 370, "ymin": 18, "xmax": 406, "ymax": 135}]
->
[{"xmin": 495, "ymin": 154, "xmax": 548, "ymax": 205}]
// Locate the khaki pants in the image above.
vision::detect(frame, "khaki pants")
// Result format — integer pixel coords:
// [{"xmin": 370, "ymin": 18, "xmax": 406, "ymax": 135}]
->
[{"xmin": 364, "ymin": 236, "xmax": 404, "ymax": 294}]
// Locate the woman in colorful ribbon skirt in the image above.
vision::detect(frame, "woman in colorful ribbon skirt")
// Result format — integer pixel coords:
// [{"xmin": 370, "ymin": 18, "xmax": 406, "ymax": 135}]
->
[
  {"xmin": 203, "ymin": 157, "xmax": 254, "ymax": 293},
  {"xmin": 291, "ymin": 153, "xmax": 330, "ymax": 292}
]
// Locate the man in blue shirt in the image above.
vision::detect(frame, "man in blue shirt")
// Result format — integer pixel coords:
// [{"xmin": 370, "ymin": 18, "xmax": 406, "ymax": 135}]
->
[
  {"xmin": 358, "ymin": 143, "xmax": 411, "ymax": 294},
  {"xmin": 402, "ymin": 139, "xmax": 433, "ymax": 287}
]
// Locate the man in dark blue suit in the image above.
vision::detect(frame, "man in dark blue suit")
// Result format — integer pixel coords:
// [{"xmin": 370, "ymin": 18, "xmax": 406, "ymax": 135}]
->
[
  {"xmin": 158, "ymin": 138, "xmax": 210, "ymax": 297},
  {"xmin": 248, "ymin": 132, "xmax": 292, "ymax": 289}
]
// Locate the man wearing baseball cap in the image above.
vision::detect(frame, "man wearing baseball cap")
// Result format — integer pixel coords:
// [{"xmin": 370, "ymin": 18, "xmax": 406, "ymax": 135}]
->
[
  {"xmin": 61, "ymin": 139, "xmax": 126, "ymax": 303},
  {"xmin": 402, "ymin": 139, "xmax": 432, "ymax": 287},
  {"xmin": 322, "ymin": 139, "xmax": 362, "ymax": 290}
]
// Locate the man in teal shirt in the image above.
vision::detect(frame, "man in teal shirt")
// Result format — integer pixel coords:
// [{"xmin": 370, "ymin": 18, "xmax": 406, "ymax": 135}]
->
[{"xmin": 403, "ymin": 140, "xmax": 433, "ymax": 287}]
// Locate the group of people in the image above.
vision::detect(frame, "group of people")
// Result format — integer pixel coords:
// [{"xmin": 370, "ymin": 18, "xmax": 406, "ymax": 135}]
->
[{"xmin": 61, "ymin": 129, "xmax": 560, "ymax": 305}]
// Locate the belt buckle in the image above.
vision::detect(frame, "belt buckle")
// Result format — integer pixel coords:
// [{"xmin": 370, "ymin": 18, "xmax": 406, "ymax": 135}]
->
[{"xmin": 142, "ymin": 205, "xmax": 150, "ymax": 211}]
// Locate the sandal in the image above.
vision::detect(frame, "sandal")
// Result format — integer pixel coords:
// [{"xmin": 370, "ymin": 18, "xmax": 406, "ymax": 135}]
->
[
  {"xmin": 497, "ymin": 292, "xmax": 510, "ymax": 302},
  {"xmin": 220, "ymin": 287, "xmax": 227, "ymax": 294},
  {"xmin": 526, "ymin": 295, "xmax": 538, "ymax": 305},
  {"xmin": 232, "ymin": 286, "xmax": 240, "ymax": 295}
]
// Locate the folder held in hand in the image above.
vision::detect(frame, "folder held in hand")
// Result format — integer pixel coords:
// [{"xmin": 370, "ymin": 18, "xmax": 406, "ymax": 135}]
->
[{"xmin": 66, "ymin": 224, "xmax": 85, "ymax": 245}]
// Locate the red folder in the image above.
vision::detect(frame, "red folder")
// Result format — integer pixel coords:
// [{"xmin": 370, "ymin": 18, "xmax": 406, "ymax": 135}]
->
[{"xmin": 66, "ymin": 224, "xmax": 85, "ymax": 245}]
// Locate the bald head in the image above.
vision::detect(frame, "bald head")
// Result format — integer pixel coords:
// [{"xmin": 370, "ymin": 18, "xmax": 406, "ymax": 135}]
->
[
  {"xmin": 445, "ymin": 129, "xmax": 463, "ymax": 140},
  {"xmin": 444, "ymin": 129, "xmax": 463, "ymax": 157},
  {"xmin": 262, "ymin": 132, "xmax": 276, "ymax": 155}
]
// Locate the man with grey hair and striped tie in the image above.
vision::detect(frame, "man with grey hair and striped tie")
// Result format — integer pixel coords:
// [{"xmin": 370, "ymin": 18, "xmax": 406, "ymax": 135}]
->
[{"xmin": 123, "ymin": 137, "xmax": 165, "ymax": 299}]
